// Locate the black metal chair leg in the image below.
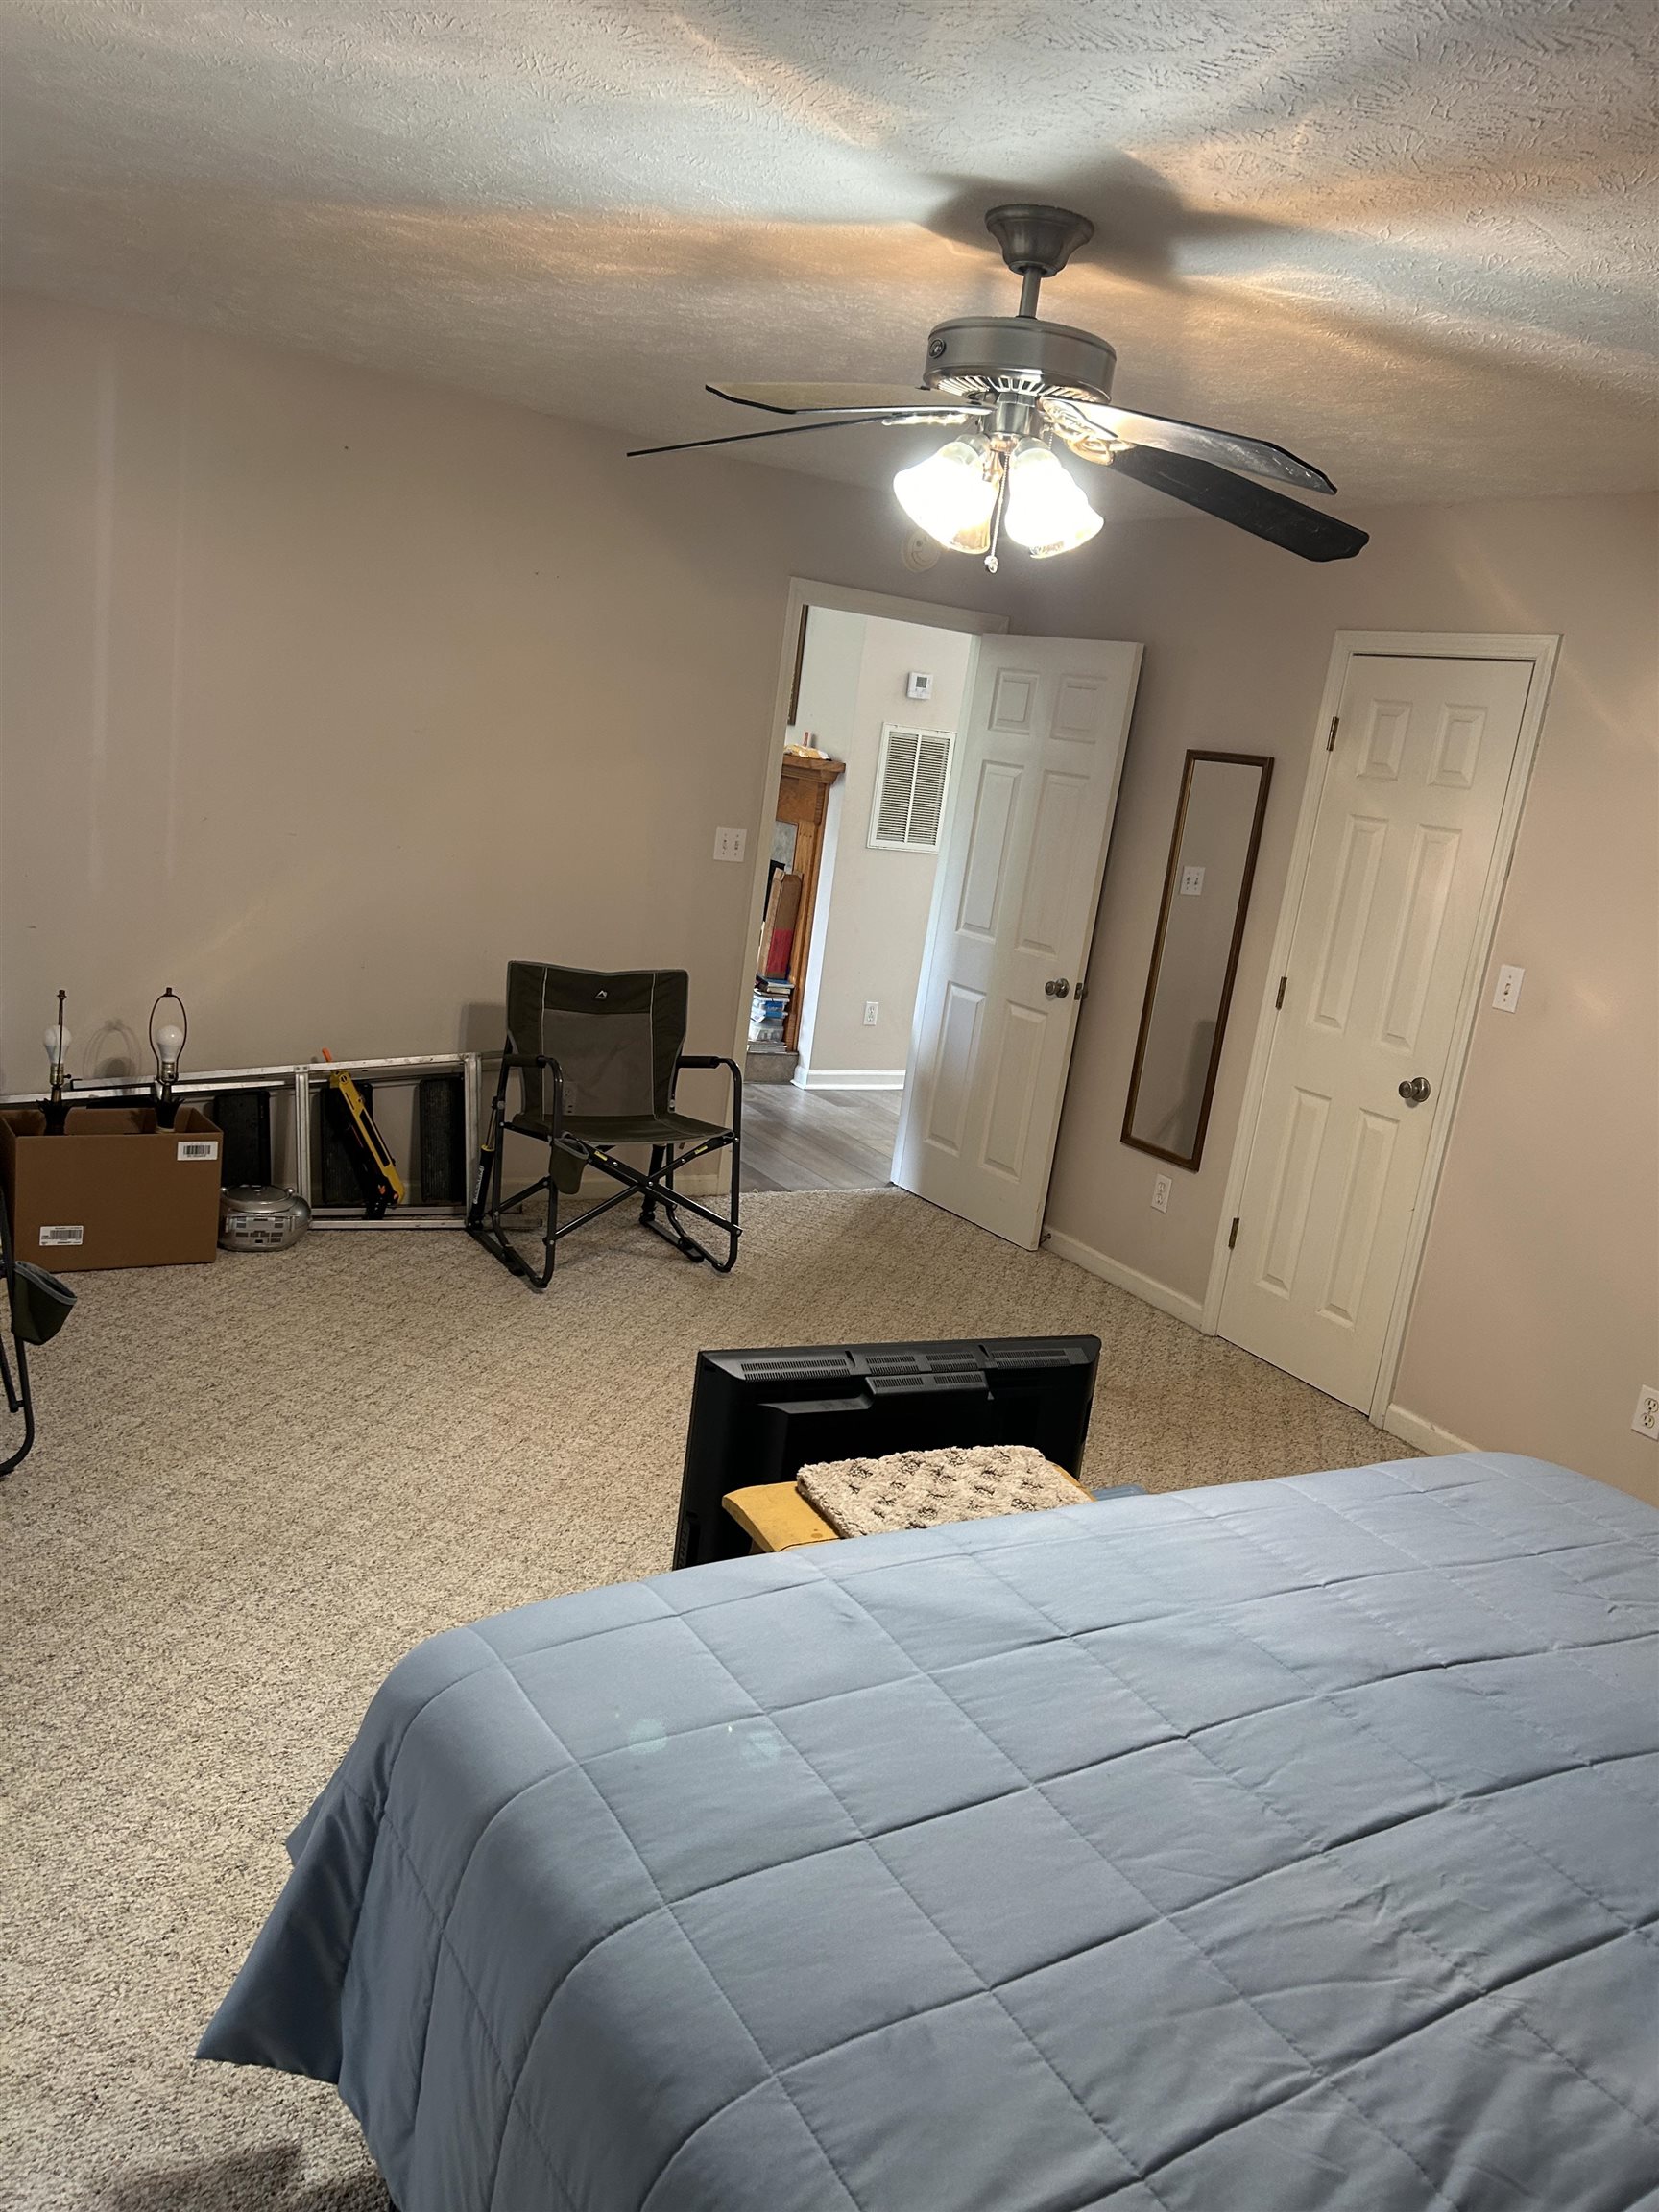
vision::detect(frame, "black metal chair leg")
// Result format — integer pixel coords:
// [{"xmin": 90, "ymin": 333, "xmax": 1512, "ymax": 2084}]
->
[
  {"xmin": 640, "ymin": 1145, "xmax": 665, "ymax": 1226},
  {"xmin": 0, "ymin": 1330, "xmax": 34, "ymax": 1478},
  {"xmin": 640, "ymin": 1141, "xmax": 741, "ymax": 1272},
  {"xmin": 660, "ymin": 1150, "xmax": 707, "ymax": 1263},
  {"xmin": 468, "ymin": 1046, "xmax": 568, "ymax": 1289},
  {"xmin": 466, "ymin": 1101, "xmax": 498, "ymax": 1232},
  {"xmin": 534, "ymin": 1137, "xmax": 559, "ymax": 1289},
  {"xmin": 721, "ymin": 1123, "xmax": 742, "ymax": 1272}
]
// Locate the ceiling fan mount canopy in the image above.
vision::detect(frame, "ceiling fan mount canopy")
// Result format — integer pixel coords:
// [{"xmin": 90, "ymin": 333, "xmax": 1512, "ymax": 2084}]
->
[{"xmin": 982, "ymin": 203, "xmax": 1096, "ymax": 282}]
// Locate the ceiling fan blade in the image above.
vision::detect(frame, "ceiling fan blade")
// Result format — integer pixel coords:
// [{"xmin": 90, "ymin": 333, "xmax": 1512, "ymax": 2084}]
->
[
  {"xmin": 627, "ymin": 412, "xmax": 968, "ymax": 459},
  {"xmin": 1048, "ymin": 397, "xmax": 1336, "ymax": 496},
  {"xmin": 1105, "ymin": 445, "xmax": 1368, "ymax": 562},
  {"xmin": 709, "ymin": 381, "xmax": 979, "ymax": 419}
]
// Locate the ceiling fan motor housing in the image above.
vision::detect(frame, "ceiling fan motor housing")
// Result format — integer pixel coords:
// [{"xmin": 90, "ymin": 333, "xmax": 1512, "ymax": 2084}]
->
[{"xmin": 922, "ymin": 316, "xmax": 1117, "ymax": 408}]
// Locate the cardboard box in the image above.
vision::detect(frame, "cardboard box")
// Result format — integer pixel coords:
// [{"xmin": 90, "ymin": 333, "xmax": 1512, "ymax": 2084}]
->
[{"xmin": 0, "ymin": 1104, "xmax": 223, "ymax": 1271}]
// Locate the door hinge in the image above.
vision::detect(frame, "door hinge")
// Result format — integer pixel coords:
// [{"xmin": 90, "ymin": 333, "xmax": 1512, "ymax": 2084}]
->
[
  {"xmin": 1274, "ymin": 975, "xmax": 1286, "ymax": 1010},
  {"xmin": 1326, "ymin": 715, "xmax": 1339, "ymax": 752},
  {"xmin": 1228, "ymin": 1216, "xmax": 1239, "ymax": 1250}
]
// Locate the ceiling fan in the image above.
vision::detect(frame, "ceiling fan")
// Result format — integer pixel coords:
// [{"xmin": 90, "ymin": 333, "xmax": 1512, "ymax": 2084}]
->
[{"xmin": 629, "ymin": 203, "xmax": 1367, "ymax": 567}]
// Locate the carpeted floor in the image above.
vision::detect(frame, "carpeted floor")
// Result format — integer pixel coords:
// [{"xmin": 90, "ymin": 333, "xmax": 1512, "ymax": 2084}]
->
[{"xmin": 0, "ymin": 1190, "xmax": 1411, "ymax": 2210}]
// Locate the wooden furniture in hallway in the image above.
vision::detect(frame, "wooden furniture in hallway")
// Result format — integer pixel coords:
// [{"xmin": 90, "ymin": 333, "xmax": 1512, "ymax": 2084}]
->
[{"xmin": 772, "ymin": 751, "xmax": 844, "ymax": 1052}]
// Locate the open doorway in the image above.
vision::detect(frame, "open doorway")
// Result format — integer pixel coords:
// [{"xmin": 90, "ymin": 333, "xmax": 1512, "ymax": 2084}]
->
[
  {"xmin": 735, "ymin": 582, "xmax": 1140, "ymax": 1244},
  {"xmin": 742, "ymin": 598, "xmax": 984, "ymax": 1193}
]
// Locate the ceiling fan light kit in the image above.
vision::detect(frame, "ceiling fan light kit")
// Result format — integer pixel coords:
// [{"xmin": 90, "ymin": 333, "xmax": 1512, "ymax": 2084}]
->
[
  {"xmin": 632, "ymin": 201, "xmax": 1368, "ymax": 568},
  {"xmin": 1002, "ymin": 441, "xmax": 1104, "ymax": 559},
  {"xmin": 893, "ymin": 436, "xmax": 1000, "ymax": 555}
]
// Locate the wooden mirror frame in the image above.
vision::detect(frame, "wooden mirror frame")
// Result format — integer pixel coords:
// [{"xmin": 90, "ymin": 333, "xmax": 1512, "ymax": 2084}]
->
[{"xmin": 1121, "ymin": 750, "xmax": 1273, "ymax": 1172}]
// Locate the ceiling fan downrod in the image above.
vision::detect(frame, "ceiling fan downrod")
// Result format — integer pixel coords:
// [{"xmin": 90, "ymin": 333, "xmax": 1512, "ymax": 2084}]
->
[{"xmin": 983, "ymin": 203, "xmax": 1096, "ymax": 319}]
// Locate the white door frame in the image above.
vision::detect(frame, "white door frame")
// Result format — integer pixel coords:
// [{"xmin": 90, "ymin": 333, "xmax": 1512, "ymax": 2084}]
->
[
  {"xmin": 1200, "ymin": 629, "xmax": 1560, "ymax": 1428},
  {"xmin": 730, "ymin": 579, "xmax": 1010, "ymax": 1069}
]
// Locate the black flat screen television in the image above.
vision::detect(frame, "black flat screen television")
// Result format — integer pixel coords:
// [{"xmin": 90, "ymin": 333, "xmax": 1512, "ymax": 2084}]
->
[{"xmin": 674, "ymin": 1335, "xmax": 1100, "ymax": 1569}]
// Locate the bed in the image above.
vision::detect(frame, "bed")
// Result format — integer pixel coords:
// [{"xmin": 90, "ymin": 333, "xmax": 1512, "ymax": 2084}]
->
[{"xmin": 201, "ymin": 1454, "xmax": 1659, "ymax": 2210}]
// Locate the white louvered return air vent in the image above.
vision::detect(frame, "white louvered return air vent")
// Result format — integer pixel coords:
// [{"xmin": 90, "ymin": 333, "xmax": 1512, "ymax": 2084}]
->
[{"xmin": 869, "ymin": 726, "xmax": 954, "ymax": 853}]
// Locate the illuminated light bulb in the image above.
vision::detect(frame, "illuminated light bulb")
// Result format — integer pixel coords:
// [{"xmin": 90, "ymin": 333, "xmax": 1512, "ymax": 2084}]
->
[
  {"xmin": 893, "ymin": 437, "xmax": 999, "ymax": 555},
  {"xmin": 154, "ymin": 1021, "xmax": 185, "ymax": 1068},
  {"xmin": 1002, "ymin": 440, "xmax": 1102, "ymax": 558}
]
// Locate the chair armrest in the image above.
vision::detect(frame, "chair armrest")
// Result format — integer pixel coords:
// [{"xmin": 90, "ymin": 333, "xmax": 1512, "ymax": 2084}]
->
[
  {"xmin": 492, "ymin": 1049, "xmax": 565, "ymax": 1131},
  {"xmin": 673, "ymin": 1053, "xmax": 742, "ymax": 1119}
]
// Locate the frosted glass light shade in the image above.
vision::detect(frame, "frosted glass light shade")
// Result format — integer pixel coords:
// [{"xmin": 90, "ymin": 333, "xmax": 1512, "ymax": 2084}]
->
[
  {"xmin": 1003, "ymin": 440, "xmax": 1102, "ymax": 557},
  {"xmin": 893, "ymin": 437, "xmax": 998, "ymax": 554}
]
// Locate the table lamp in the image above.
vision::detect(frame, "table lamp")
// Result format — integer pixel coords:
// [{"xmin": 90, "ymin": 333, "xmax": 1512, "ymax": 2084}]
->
[
  {"xmin": 149, "ymin": 988, "xmax": 188, "ymax": 1127},
  {"xmin": 43, "ymin": 991, "xmax": 70, "ymax": 1133}
]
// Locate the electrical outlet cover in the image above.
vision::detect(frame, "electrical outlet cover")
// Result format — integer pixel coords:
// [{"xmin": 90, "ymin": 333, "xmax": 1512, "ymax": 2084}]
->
[
  {"xmin": 1151, "ymin": 1174, "xmax": 1171, "ymax": 1213},
  {"xmin": 1633, "ymin": 1385, "xmax": 1659, "ymax": 1440}
]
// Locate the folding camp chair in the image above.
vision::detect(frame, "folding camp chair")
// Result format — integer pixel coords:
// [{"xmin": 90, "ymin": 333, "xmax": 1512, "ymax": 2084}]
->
[{"xmin": 468, "ymin": 963, "xmax": 742, "ymax": 1289}]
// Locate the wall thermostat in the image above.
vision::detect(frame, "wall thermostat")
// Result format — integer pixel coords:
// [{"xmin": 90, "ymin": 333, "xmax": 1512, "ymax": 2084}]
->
[{"xmin": 905, "ymin": 671, "xmax": 934, "ymax": 701}]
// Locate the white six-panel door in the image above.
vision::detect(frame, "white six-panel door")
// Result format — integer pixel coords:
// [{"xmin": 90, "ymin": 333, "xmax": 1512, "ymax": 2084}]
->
[
  {"xmin": 894, "ymin": 637, "xmax": 1142, "ymax": 1247},
  {"xmin": 1218, "ymin": 652, "xmax": 1536, "ymax": 1409}
]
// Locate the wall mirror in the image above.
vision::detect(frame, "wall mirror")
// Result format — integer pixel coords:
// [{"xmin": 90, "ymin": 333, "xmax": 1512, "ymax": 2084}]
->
[{"xmin": 1121, "ymin": 751, "xmax": 1273, "ymax": 1171}]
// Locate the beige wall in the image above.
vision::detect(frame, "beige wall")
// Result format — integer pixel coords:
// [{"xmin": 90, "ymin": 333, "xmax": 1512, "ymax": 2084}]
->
[
  {"xmin": 5, "ymin": 291, "xmax": 1652, "ymax": 1501},
  {"xmin": 0, "ymin": 291, "xmax": 1006, "ymax": 1119},
  {"xmin": 794, "ymin": 612, "xmax": 972, "ymax": 1078},
  {"xmin": 1023, "ymin": 491, "xmax": 1659, "ymax": 1503}
]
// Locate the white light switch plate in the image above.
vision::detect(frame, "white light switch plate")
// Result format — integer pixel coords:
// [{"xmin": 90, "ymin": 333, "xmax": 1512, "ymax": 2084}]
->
[
  {"xmin": 1492, "ymin": 963, "xmax": 1525, "ymax": 1012},
  {"xmin": 1151, "ymin": 1173, "xmax": 1171, "ymax": 1213},
  {"xmin": 712, "ymin": 826, "xmax": 747, "ymax": 862},
  {"xmin": 1180, "ymin": 866, "xmax": 1205, "ymax": 897}
]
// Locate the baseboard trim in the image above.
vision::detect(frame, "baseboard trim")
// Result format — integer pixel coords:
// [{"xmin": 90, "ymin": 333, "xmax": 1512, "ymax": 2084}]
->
[
  {"xmin": 1042, "ymin": 1228, "xmax": 1206, "ymax": 1330},
  {"xmin": 792, "ymin": 1067, "xmax": 907, "ymax": 1091},
  {"xmin": 1382, "ymin": 1404, "xmax": 1479, "ymax": 1456}
]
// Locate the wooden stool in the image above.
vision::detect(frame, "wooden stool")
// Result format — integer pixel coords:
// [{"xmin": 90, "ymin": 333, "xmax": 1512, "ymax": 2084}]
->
[{"xmin": 723, "ymin": 1466, "xmax": 1094, "ymax": 1554}]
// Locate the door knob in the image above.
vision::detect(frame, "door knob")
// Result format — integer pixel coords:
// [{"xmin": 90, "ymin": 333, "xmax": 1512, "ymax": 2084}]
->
[
  {"xmin": 1045, "ymin": 978, "xmax": 1071, "ymax": 999},
  {"xmin": 1398, "ymin": 1075, "xmax": 1431, "ymax": 1106}
]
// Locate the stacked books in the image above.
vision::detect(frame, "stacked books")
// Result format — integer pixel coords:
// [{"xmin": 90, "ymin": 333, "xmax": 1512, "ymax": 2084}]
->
[{"xmin": 749, "ymin": 980, "xmax": 793, "ymax": 1046}]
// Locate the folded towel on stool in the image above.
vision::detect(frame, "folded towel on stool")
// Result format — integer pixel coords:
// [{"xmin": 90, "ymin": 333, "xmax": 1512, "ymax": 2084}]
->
[{"xmin": 797, "ymin": 1443, "xmax": 1085, "ymax": 1539}]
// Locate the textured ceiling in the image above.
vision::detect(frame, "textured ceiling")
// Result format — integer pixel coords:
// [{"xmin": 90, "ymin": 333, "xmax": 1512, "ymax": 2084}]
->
[{"xmin": 1, "ymin": 0, "xmax": 1655, "ymax": 511}]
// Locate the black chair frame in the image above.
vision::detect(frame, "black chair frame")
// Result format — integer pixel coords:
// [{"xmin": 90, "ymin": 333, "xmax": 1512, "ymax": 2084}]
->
[
  {"xmin": 468, "ymin": 1050, "xmax": 742, "ymax": 1290},
  {"xmin": 1, "ymin": 1192, "xmax": 37, "ymax": 1478}
]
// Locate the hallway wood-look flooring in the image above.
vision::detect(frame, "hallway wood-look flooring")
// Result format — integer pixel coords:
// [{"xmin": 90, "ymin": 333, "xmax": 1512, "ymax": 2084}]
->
[{"xmin": 741, "ymin": 1083, "xmax": 902, "ymax": 1193}]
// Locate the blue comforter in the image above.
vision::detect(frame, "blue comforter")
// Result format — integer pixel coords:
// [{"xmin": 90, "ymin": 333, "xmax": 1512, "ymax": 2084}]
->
[{"xmin": 201, "ymin": 1455, "xmax": 1659, "ymax": 2210}]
